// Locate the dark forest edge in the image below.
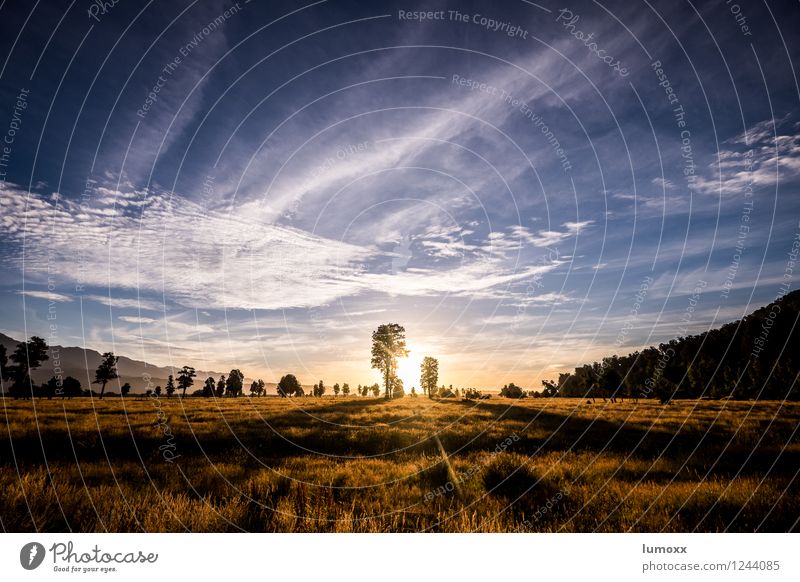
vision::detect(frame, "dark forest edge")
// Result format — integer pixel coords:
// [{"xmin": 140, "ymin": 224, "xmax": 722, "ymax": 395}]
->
[{"xmin": 1, "ymin": 290, "xmax": 798, "ymax": 403}]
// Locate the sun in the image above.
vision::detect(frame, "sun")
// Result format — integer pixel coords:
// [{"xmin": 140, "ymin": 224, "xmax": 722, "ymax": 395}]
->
[{"xmin": 396, "ymin": 347, "xmax": 425, "ymax": 395}]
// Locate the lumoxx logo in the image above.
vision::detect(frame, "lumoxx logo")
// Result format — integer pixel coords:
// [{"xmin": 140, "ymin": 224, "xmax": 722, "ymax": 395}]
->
[
  {"xmin": 20, "ymin": 542, "xmax": 46, "ymax": 570},
  {"xmin": 20, "ymin": 541, "xmax": 158, "ymax": 571}
]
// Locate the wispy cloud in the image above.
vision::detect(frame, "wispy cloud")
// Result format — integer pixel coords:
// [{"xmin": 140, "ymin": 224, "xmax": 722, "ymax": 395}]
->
[{"xmin": 18, "ymin": 290, "xmax": 73, "ymax": 302}]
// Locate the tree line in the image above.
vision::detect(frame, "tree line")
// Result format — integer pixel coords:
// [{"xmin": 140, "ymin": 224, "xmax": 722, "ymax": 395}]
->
[{"xmin": 538, "ymin": 289, "xmax": 800, "ymax": 402}]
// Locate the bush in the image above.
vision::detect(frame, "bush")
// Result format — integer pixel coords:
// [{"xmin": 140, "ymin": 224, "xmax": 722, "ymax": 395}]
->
[{"xmin": 499, "ymin": 383, "xmax": 524, "ymax": 398}]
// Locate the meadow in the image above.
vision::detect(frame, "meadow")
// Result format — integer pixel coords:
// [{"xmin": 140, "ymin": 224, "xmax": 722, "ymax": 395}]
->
[{"xmin": 1, "ymin": 396, "xmax": 798, "ymax": 532}]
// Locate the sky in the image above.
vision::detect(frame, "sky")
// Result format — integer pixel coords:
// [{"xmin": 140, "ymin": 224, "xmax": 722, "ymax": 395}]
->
[{"xmin": 1, "ymin": 0, "xmax": 799, "ymax": 391}]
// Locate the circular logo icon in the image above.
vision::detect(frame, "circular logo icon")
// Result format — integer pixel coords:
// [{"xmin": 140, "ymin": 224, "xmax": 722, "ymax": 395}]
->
[{"xmin": 20, "ymin": 542, "xmax": 46, "ymax": 570}]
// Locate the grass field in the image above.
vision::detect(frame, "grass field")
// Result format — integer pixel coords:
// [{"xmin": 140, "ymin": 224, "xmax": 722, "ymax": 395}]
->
[{"xmin": 1, "ymin": 396, "xmax": 798, "ymax": 532}]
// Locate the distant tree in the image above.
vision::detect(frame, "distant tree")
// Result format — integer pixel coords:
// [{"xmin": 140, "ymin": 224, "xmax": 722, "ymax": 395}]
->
[
  {"xmin": 391, "ymin": 376, "xmax": 405, "ymax": 399},
  {"xmin": 342, "ymin": 382, "xmax": 350, "ymax": 397},
  {"xmin": 226, "ymin": 369, "xmax": 244, "ymax": 397},
  {"xmin": 500, "ymin": 383, "xmax": 524, "ymax": 398},
  {"xmin": 313, "ymin": 380, "xmax": 326, "ymax": 397},
  {"xmin": 371, "ymin": 323, "xmax": 409, "ymax": 399},
  {"xmin": 410, "ymin": 386, "xmax": 417, "ymax": 397},
  {"xmin": 598, "ymin": 364, "xmax": 622, "ymax": 403},
  {"xmin": 541, "ymin": 380, "xmax": 558, "ymax": 398},
  {"xmin": 8, "ymin": 336, "xmax": 49, "ymax": 399},
  {"xmin": 44, "ymin": 377, "xmax": 60, "ymax": 399},
  {"xmin": 120, "ymin": 382, "xmax": 131, "ymax": 397},
  {"xmin": 250, "ymin": 380, "xmax": 260, "ymax": 397},
  {"xmin": 371, "ymin": 383, "xmax": 380, "ymax": 397},
  {"xmin": 356, "ymin": 384, "xmax": 362, "ymax": 396},
  {"xmin": 62, "ymin": 376, "xmax": 82, "ymax": 399},
  {"xmin": 154, "ymin": 385, "xmax": 162, "ymax": 397},
  {"xmin": 277, "ymin": 374, "xmax": 302, "ymax": 397},
  {"xmin": 464, "ymin": 388, "xmax": 482, "ymax": 400},
  {"xmin": 420, "ymin": 356, "xmax": 439, "ymax": 399},
  {"xmin": 165, "ymin": 375, "xmax": 175, "ymax": 398},
  {"xmin": 176, "ymin": 366, "xmax": 196, "ymax": 398},
  {"xmin": 93, "ymin": 351, "xmax": 119, "ymax": 400},
  {"xmin": 0, "ymin": 344, "xmax": 7, "ymax": 388},
  {"xmin": 145, "ymin": 389, "xmax": 153, "ymax": 397},
  {"xmin": 333, "ymin": 382, "xmax": 340, "ymax": 397},
  {"xmin": 216, "ymin": 375, "xmax": 225, "ymax": 397},
  {"xmin": 203, "ymin": 377, "xmax": 216, "ymax": 397}
]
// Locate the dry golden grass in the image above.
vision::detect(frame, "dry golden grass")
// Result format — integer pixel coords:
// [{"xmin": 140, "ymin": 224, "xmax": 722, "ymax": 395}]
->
[{"xmin": 1, "ymin": 396, "xmax": 798, "ymax": 532}]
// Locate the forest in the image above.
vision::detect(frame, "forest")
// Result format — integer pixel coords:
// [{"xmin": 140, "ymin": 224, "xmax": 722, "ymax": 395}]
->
[{"xmin": 547, "ymin": 289, "xmax": 800, "ymax": 402}]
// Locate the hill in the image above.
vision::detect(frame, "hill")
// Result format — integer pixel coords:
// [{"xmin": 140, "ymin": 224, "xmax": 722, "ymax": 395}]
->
[
  {"xmin": 556, "ymin": 289, "xmax": 800, "ymax": 401},
  {"xmin": 0, "ymin": 332, "xmax": 243, "ymax": 394}
]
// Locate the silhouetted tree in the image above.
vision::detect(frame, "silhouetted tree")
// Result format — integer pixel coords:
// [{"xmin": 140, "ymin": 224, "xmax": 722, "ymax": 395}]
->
[
  {"xmin": 216, "ymin": 375, "xmax": 225, "ymax": 397},
  {"xmin": 342, "ymin": 382, "xmax": 350, "ymax": 397},
  {"xmin": 154, "ymin": 385, "xmax": 162, "ymax": 397},
  {"xmin": 8, "ymin": 336, "xmax": 49, "ymax": 399},
  {"xmin": 62, "ymin": 376, "xmax": 82, "ymax": 399},
  {"xmin": 203, "ymin": 377, "xmax": 216, "ymax": 397},
  {"xmin": 420, "ymin": 356, "xmax": 438, "ymax": 399},
  {"xmin": 0, "ymin": 344, "xmax": 7, "ymax": 389},
  {"xmin": 500, "ymin": 383, "xmax": 524, "ymax": 398},
  {"xmin": 371, "ymin": 323, "xmax": 409, "ymax": 399},
  {"xmin": 277, "ymin": 374, "xmax": 302, "ymax": 397},
  {"xmin": 371, "ymin": 383, "xmax": 380, "ymax": 397},
  {"xmin": 333, "ymin": 383, "xmax": 340, "ymax": 397},
  {"xmin": 313, "ymin": 380, "xmax": 326, "ymax": 397},
  {"xmin": 177, "ymin": 366, "xmax": 196, "ymax": 398},
  {"xmin": 93, "ymin": 352, "xmax": 119, "ymax": 400},
  {"xmin": 541, "ymin": 380, "xmax": 558, "ymax": 397},
  {"xmin": 226, "ymin": 369, "xmax": 244, "ymax": 397},
  {"xmin": 120, "ymin": 382, "xmax": 131, "ymax": 397},
  {"xmin": 165, "ymin": 375, "xmax": 175, "ymax": 398}
]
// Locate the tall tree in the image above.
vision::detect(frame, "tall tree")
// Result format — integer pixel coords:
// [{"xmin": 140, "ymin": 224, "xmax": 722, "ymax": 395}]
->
[
  {"xmin": 226, "ymin": 369, "xmax": 244, "ymax": 397},
  {"xmin": 165, "ymin": 375, "xmax": 175, "ymax": 398},
  {"xmin": 333, "ymin": 382, "xmax": 340, "ymax": 397},
  {"xmin": 154, "ymin": 385, "xmax": 162, "ymax": 397},
  {"xmin": 314, "ymin": 380, "xmax": 325, "ymax": 397},
  {"xmin": 277, "ymin": 374, "xmax": 301, "ymax": 397},
  {"xmin": 216, "ymin": 375, "xmax": 225, "ymax": 397},
  {"xmin": 371, "ymin": 323, "xmax": 409, "ymax": 399},
  {"xmin": 177, "ymin": 366, "xmax": 196, "ymax": 398},
  {"xmin": 8, "ymin": 336, "xmax": 49, "ymax": 399},
  {"xmin": 203, "ymin": 377, "xmax": 216, "ymax": 397},
  {"xmin": 62, "ymin": 376, "xmax": 82, "ymax": 399},
  {"xmin": 93, "ymin": 351, "xmax": 118, "ymax": 400},
  {"xmin": 0, "ymin": 344, "xmax": 7, "ymax": 388},
  {"xmin": 420, "ymin": 356, "xmax": 439, "ymax": 399},
  {"xmin": 342, "ymin": 382, "xmax": 350, "ymax": 397}
]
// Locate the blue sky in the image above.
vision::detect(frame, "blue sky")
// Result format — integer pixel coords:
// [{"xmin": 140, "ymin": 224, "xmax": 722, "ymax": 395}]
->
[{"xmin": 1, "ymin": 0, "xmax": 799, "ymax": 389}]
